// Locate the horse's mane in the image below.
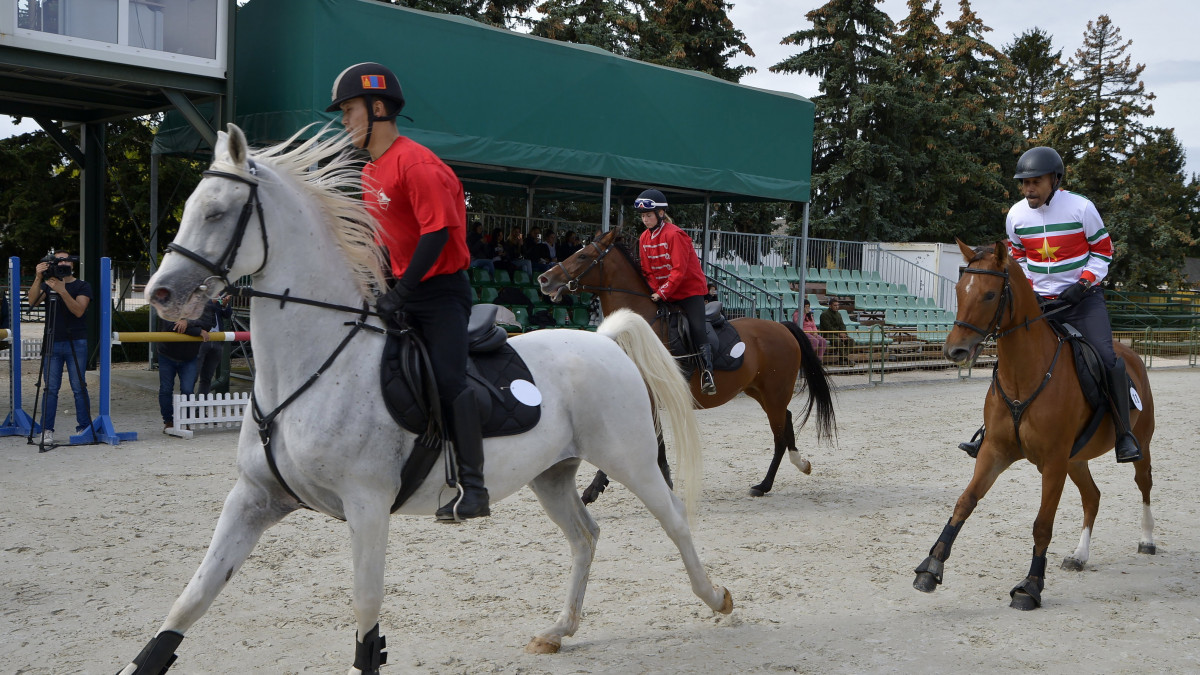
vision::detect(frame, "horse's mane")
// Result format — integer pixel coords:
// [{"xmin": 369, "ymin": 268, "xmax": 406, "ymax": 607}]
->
[{"xmin": 209, "ymin": 126, "xmax": 387, "ymax": 300}]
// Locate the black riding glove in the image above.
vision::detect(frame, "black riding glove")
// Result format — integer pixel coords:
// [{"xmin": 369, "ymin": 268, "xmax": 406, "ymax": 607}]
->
[
  {"xmin": 376, "ymin": 278, "xmax": 415, "ymax": 320},
  {"xmin": 1058, "ymin": 280, "xmax": 1090, "ymax": 305}
]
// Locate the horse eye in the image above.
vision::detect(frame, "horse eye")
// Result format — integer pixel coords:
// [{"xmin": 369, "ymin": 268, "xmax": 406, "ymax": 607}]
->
[
  {"xmin": 984, "ymin": 291, "xmax": 996, "ymax": 301},
  {"xmin": 204, "ymin": 211, "xmax": 224, "ymax": 221}
]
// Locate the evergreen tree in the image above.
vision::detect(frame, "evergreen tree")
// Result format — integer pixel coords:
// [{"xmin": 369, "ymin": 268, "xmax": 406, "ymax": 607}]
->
[
  {"xmin": 1003, "ymin": 28, "xmax": 1065, "ymax": 143},
  {"xmin": 937, "ymin": 0, "xmax": 1021, "ymax": 241},
  {"xmin": 639, "ymin": 0, "xmax": 755, "ymax": 81},
  {"xmin": 531, "ymin": 0, "xmax": 642, "ymax": 56},
  {"xmin": 771, "ymin": 0, "xmax": 909, "ymax": 242},
  {"xmin": 380, "ymin": 0, "xmax": 536, "ymax": 29},
  {"xmin": 1103, "ymin": 127, "xmax": 1200, "ymax": 289}
]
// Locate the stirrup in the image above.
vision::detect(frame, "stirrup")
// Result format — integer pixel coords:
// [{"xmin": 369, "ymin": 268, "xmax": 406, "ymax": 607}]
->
[
  {"xmin": 1114, "ymin": 435, "xmax": 1142, "ymax": 463},
  {"xmin": 435, "ymin": 484, "xmax": 491, "ymax": 522},
  {"xmin": 958, "ymin": 427, "xmax": 985, "ymax": 458},
  {"xmin": 700, "ymin": 370, "xmax": 717, "ymax": 395}
]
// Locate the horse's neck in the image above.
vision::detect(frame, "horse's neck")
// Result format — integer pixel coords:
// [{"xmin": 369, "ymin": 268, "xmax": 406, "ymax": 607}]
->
[
  {"xmin": 596, "ymin": 255, "xmax": 658, "ymax": 326},
  {"xmin": 994, "ymin": 264, "xmax": 1060, "ymax": 395},
  {"xmin": 249, "ymin": 190, "xmax": 376, "ymax": 391}
]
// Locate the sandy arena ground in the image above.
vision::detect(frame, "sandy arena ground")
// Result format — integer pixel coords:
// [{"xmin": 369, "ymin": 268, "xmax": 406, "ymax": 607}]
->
[{"xmin": 2, "ymin": 360, "xmax": 1198, "ymax": 674}]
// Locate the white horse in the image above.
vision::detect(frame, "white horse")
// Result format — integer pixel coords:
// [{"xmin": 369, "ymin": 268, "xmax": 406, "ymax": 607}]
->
[{"xmin": 119, "ymin": 125, "xmax": 731, "ymax": 674}]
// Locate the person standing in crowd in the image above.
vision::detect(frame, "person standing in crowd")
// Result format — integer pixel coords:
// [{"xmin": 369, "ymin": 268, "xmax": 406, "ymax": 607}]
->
[
  {"xmin": 330, "ymin": 61, "xmax": 488, "ymax": 521},
  {"xmin": 197, "ymin": 295, "xmax": 233, "ymax": 396},
  {"xmin": 26, "ymin": 250, "xmax": 93, "ymax": 444},
  {"xmin": 633, "ymin": 188, "xmax": 717, "ymax": 395},
  {"xmin": 957, "ymin": 146, "xmax": 1141, "ymax": 463},
  {"xmin": 157, "ymin": 309, "xmax": 210, "ymax": 433}
]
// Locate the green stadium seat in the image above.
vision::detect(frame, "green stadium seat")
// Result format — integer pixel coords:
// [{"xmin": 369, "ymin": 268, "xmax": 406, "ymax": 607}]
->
[
  {"xmin": 492, "ymin": 269, "xmax": 512, "ymax": 287},
  {"xmin": 479, "ymin": 287, "xmax": 499, "ymax": 304},
  {"xmin": 552, "ymin": 307, "xmax": 571, "ymax": 326},
  {"xmin": 511, "ymin": 270, "xmax": 534, "ymax": 287},
  {"xmin": 808, "ymin": 294, "xmax": 827, "ymax": 311},
  {"xmin": 850, "ymin": 269, "xmax": 863, "ymax": 281},
  {"xmin": 469, "ymin": 267, "xmax": 493, "ymax": 286}
]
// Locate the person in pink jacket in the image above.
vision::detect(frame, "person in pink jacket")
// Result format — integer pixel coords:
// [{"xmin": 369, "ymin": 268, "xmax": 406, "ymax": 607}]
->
[{"xmin": 634, "ymin": 189, "xmax": 716, "ymax": 395}]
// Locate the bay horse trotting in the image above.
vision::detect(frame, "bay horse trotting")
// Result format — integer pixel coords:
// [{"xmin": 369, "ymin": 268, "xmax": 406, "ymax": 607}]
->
[
  {"xmin": 538, "ymin": 227, "xmax": 836, "ymax": 499},
  {"xmin": 117, "ymin": 125, "xmax": 731, "ymax": 674},
  {"xmin": 913, "ymin": 239, "xmax": 1155, "ymax": 610}
]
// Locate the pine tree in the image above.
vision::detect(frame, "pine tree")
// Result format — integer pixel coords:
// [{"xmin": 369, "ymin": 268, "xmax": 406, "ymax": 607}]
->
[
  {"xmin": 1003, "ymin": 28, "xmax": 1066, "ymax": 144},
  {"xmin": 381, "ymin": 0, "xmax": 536, "ymax": 29},
  {"xmin": 531, "ymin": 0, "xmax": 642, "ymax": 56},
  {"xmin": 937, "ymin": 0, "xmax": 1021, "ymax": 241},
  {"xmin": 639, "ymin": 0, "xmax": 755, "ymax": 81},
  {"xmin": 771, "ymin": 0, "xmax": 909, "ymax": 241}
]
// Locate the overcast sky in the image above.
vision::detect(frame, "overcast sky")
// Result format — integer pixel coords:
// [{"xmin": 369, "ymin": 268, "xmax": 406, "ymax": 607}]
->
[
  {"xmin": 5, "ymin": 0, "xmax": 1197, "ymax": 178},
  {"xmin": 728, "ymin": 0, "xmax": 1200, "ymax": 177}
]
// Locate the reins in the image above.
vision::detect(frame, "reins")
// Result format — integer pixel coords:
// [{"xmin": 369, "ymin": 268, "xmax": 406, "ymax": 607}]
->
[
  {"xmin": 958, "ymin": 262, "xmax": 1075, "ymax": 453},
  {"xmin": 558, "ymin": 239, "xmax": 655, "ymax": 300}
]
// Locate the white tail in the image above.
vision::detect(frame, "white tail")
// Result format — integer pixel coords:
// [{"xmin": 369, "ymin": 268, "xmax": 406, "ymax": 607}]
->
[{"xmin": 597, "ymin": 308, "xmax": 703, "ymax": 522}]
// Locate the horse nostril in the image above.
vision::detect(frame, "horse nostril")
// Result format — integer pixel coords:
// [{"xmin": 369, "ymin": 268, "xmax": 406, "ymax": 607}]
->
[{"xmin": 152, "ymin": 287, "xmax": 171, "ymax": 304}]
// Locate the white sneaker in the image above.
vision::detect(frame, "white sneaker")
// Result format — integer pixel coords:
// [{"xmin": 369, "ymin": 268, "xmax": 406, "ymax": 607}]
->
[{"xmin": 43, "ymin": 430, "xmax": 54, "ymax": 444}]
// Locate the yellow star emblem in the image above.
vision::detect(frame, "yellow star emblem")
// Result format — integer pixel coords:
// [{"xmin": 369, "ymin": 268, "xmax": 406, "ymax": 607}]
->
[{"xmin": 1036, "ymin": 238, "xmax": 1060, "ymax": 262}]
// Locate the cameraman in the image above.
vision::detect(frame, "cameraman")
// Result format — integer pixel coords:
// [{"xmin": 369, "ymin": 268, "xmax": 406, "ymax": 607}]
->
[{"xmin": 27, "ymin": 251, "xmax": 93, "ymax": 443}]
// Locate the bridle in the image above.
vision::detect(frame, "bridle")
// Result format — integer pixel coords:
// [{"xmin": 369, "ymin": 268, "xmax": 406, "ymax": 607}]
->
[
  {"xmin": 166, "ymin": 160, "xmax": 268, "ymax": 293},
  {"xmin": 553, "ymin": 237, "xmax": 653, "ymax": 299},
  {"xmin": 954, "ymin": 266, "xmax": 1013, "ymax": 340}
]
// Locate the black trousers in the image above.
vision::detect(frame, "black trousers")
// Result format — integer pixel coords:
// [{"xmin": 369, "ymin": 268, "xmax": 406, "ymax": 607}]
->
[
  {"xmin": 676, "ymin": 294, "xmax": 713, "ymax": 352},
  {"xmin": 1049, "ymin": 286, "xmax": 1117, "ymax": 368},
  {"xmin": 402, "ymin": 271, "xmax": 471, "ymax": 402}
]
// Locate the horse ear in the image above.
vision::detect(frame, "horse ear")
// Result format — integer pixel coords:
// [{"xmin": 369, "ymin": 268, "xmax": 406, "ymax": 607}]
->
[
  {"xmin": 994, "ymin": 239, "xmax": 1010, "ymax": 266},
  {"xmin": 225, "ymin": 124, "xmax": 248, "ymax": 166},
  {"xmin": 955, "ymin": 238, "xmax": 974, "ymax": 261}
]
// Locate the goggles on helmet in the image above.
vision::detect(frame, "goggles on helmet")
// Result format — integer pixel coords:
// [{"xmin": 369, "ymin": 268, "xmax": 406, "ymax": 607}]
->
[{"xmin": 634, "ymin": 198, "xmax": 666, "ymax": 210}]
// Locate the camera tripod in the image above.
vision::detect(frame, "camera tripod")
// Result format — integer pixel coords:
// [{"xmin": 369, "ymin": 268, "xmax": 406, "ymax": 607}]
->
[{"xmin": 27, "ymin": 289, "xmax": 97, "ymax": 452}]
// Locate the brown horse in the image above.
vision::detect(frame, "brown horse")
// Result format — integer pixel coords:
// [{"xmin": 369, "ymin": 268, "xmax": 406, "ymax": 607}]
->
[
  {"xmin": 538, "ymin": 227, "xmax": 836, "ymax": 499},
  {"xmin": 913, "ymin": 239, "xmax": 1155, "ymax": 610}
]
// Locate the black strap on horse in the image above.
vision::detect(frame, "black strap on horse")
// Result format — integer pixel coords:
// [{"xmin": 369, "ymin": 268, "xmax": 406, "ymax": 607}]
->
[
  {"xmin": 989, "ymin": 337, "xmax": 1067, "ymax": 454},
  {"xmin": 166, "ymin": 161, "xmax": 269, "ymax": 289}
]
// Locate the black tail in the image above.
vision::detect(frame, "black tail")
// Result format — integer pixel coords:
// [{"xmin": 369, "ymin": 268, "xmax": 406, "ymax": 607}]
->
[{"xmin": 781, "ymin": 320, "xmax": 837, "ymax": 444}]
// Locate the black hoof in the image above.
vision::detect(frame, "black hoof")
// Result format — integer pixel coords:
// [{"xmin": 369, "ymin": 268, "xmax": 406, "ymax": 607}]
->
[
  {"xmin": 581, "ymin": 486, "xmax": 600, "ymax": 505},
  {"xmin": 1009, "ymin": 591, "xmax": 1039, "ymax": 611},
  {"xmin": 1138, "ymin": 542, "xmax": 1157, "ymax": 555},
  {"xmin": 1060, "ymin": 557, "xmax": 1085, "ymax": 571},
  {"xmin": 748, "ymin": 484, "xmax": 768, "ymax": 497},
  {"xmin": 913, "ymin": 572, "xmax": 939, "ymax": 593}
]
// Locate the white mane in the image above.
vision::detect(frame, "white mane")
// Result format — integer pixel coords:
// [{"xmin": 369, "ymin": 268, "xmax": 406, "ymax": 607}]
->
[{"xmin": 209, "ymin": 125, "xmax": 387, "ymax": 299}]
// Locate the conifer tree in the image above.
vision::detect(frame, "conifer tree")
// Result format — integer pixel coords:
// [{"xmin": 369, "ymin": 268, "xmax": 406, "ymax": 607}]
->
[
  {"xmin": 531, "ymin": 0, "xmax": 642, "ymax": 56},
  {"xmin": 383, "ymin": 0, "xmax": 536, "ymax": 29},
  {"xmin": 639, "ymin": 0, "xmax": 755, "ymax": 81},
  {"xmin": 1003, "ymin": 28, "xmax": 1065, "ymax": 144}
]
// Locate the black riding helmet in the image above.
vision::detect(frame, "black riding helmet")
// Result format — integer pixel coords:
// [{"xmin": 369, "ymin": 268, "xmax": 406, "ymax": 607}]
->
[
  {"xmin": 633, "ymin": 189, "xmax": 668, "ymax": 212},
  {"xmin": 328, "ymin": 62, "xmax": 406, "ymax": 150}
]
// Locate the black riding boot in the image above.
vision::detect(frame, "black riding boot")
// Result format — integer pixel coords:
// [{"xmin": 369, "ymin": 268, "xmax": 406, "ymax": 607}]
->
[
  {"xmin": 436, "ymin": 390, "xmax": 490, "ymax": 521},
  {"xmin": 698, "ymin": 343, "xmax": 717, "ymax": 396},
  {"xmin": 1107, "ymin": 360, "xmax": 1142, "ymax": 463},
  {"xmin": 958, "ymin": 426, "xmax": 985, "ymax": 458}
]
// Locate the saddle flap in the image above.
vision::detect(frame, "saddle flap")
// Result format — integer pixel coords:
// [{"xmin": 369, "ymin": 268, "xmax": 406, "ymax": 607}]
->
[
  {"xmin": 704, "ymin": 301, "xmax": 726, "ymax": 327},
  {"xmin": 468, "ymin": 303, "xmax": 507, "ymax": 353}
]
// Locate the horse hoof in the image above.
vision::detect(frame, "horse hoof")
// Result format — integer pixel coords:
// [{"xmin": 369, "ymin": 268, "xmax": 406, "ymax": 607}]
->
[
  {"xmin": 525, "ymin": 636, "xmax": 561, "ymax": 654},
  {"xmin": 716, "ymin": 587, "xmax": 734, "ymax": 614},
  {"xmin": 913, "ymin": 572, "xmax": 939, "ymax": 593},
  {"xmin": 1060, "ymin": 557, "xmax": 1085, "ymax": 571},
  {"xmin": 581, "ymin": 488, "xmax": 599, "ymax": 505},
  {"xmin": 1009, "ymin": 591, "xmax": 1039, "ymax": 611},
  {"xmin": 748, "ymin": 485, "xmax": 768, "ymax": 497},
  {"xmin": 1138, "ymin": 543, "xmax": 1157, "ymax": 555}
]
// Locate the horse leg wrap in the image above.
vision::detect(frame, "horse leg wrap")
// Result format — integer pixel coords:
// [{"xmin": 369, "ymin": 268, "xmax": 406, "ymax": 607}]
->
[
  {"xmin": 129, "ymin": 630, "xmax": 184, "ymax": 674},
  {"xmin": 353, "ymin": 624, "xmax": 387, "ymax": 674},
  {"xmin": 1010, "ymin": 550, "xmax": 1048, "ymax": 607},
  {"xmin": 928, "ymin": 518, "xmax": 963, "ymax": 559},
  {"xmin": 1026, "ymin": 550, "xmax": 1048, "ymax": 589},
  {"xmin": 914, "ymin": 556, "xmax": 945, "ymax": 585}
]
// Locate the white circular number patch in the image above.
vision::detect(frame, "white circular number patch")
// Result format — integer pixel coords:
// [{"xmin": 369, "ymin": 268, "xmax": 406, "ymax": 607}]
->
[
  {"xmin": 729, "ymin": 341, "xmax": 746, "ymax": 359},
  {"xmin": 1130, "ymin": 386, "xmax": 1142, "ymax": 411},
  {"xmin": 510, "ymin": 379, "xmax": 542, "ymax": 407}
]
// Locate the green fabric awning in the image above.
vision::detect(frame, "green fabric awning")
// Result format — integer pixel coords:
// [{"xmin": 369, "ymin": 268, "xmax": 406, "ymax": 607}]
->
[{"xmin": 156, "ymin": 0, "xmax": 813, "ymax": 203}]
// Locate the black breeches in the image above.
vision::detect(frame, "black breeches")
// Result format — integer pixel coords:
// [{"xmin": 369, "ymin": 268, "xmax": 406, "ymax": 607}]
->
[
  {"xmin": 403, "ymin": 271, "xmax": 471, "ymax": 402},
  {"xmin": 1053, "ymin": 287, "xmax": 1116, "ymax": 368},
  {"xmin": 676, "ymin": 294, "xmax": 711, "ymax": 350}
]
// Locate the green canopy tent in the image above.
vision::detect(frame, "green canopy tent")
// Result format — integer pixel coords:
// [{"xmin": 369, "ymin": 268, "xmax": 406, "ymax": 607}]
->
[{"xmin": 154, "ymin": 0, "xmax": 815, "ymax": 279}]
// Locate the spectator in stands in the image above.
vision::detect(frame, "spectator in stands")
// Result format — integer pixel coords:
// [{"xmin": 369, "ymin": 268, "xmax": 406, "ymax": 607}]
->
[
  {"xmin": 467, "ymin": 220, "xmax": 495, "ymax": 275},
  {"xmin": 560, "ymin": 231, "xmax": 583, "ymax": 259},
  {"xmin": 156, "ymin": 309, "xmax": 210, "ymax": 434},
  {"xmin": 957, "ymin": 146, "xmax": 1140, "ymax": 463},
  {"xmin": 819, "ymin": 298, "xmax": 852, "ymax": 364},
  {"xmin": 523, "ymin": 227, "xmax": 542, "ymax": 261},
  {"xmin": 532, "ymin": 231, "xmax": 559, "ymax": 273},
  {"xmin": 633, "ymin": 188, "xmax": 717, "ymax": 395},
  {"xmin": 704, "ymin": 281, "xmax": 719, "ymax": 303},
  {"xmin": 197, "ymin": 295, "xmax": 233, "ymax": 395},
  {"xmin": 797, "ymin": 299, "xmax": 827, "ymax": 362},
  {"xmin": 499, "ymin": 229, "xmax": 533, "ymax": 276},
  {"xmin": 27, "ymin": 250, "xmax": 93, "ymax": 444}
]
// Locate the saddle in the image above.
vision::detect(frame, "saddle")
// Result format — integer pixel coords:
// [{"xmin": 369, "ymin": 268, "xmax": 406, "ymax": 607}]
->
[
  {"xmin": 1045, "ymin": 318, "xmax": 1132, "ymax": 457},
  {"xmin": 664, "ymin": 301, "xmax": 746, "ymax": 379},
  {"xmin": 378, "ymin": 304, "xmax": 542, "ymax": 511},
  {"xmin": 380, "ymin": 304, "xmax": 541, "ymax": 438}
]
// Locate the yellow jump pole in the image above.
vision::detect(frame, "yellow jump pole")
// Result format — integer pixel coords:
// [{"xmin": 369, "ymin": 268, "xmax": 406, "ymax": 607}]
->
[{"xmin": 111, "ymin": 331, "xmax": 251, "ymax": 344}]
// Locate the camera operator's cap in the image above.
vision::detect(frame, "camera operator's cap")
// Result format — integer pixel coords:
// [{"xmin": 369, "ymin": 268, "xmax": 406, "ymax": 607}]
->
[{"xmin": 326, "ymin": 62, "xmax": 405, "ymax": 114}]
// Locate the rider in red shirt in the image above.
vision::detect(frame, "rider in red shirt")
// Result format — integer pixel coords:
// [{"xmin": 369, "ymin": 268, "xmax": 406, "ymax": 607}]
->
[
  {"xmin": 634, "ymin": 189, "xmax": 717, "ymax": 395},
  {"xmin": 330, "ymin": 62, "xmax": 488, "ymax": 522}
]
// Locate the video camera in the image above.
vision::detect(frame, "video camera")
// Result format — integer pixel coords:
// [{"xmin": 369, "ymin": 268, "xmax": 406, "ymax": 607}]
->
[{"xmin": 40, "ymin": 253, "xmax": 80, "ymax": 281}]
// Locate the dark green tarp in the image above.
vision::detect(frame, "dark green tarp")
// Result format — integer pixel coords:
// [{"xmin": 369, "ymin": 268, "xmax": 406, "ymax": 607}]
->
[{"xmin": 156, "ymin": 0, "xmax": 813, "ymax": 203}]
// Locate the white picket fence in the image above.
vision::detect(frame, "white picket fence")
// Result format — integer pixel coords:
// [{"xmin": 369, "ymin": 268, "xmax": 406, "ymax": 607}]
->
[
  {"xmin": 1, "ymin": 336, "xmax": 43, "ymax": 360},
  {"xmin": 168, "ymin": 392, "xmax": 251, "ymax": 439}
]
